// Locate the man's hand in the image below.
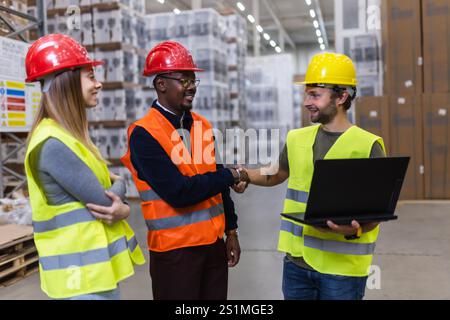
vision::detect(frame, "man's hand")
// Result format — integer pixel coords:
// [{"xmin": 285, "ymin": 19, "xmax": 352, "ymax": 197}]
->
[
  {"xmin": 315, "ymin": 220, "xmax": 380, "ymax": 236},
  {"xmin": 230, "ymin": 165, "xmax": 250, "ymax": 194},
  {"xmin": 232, "ymin": 181, "xmax": 248, "ymax": 193},
  {"xmin": 86, "ymin": 190, "xmax": 130, "ymax": 225},
  {"xmin": 315, "ymin": 220, "xmax": 360, "ymax": 236},
  {"xmin": 225, "ymin": 231, "xmax": 241, "ymax": 267}
]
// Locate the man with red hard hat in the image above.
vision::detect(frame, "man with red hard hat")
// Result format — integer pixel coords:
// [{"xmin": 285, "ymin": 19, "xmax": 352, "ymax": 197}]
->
[{"xmin": 121, "ymin": 41, "xmax": 242, "ymax": 300}]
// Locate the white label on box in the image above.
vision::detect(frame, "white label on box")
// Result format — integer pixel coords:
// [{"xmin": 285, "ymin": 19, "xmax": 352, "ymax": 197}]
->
[
  {"xmin": 369, "ymin": 111, "xmax": 378, "ymax": 118},
  {"xmin": 438, "ymin": 108, "xmax": 447, "ymax": 116},
  {"xmin": 418, "ymin": 57, "xmax": 423, "ymax": 66},
  {"xmin": 404, "ymin": 80, "xmax": 413, "ymax": 88},
  {"xmin": 397, "ymin": 97, "xmax": 406, "ymax": 104}
]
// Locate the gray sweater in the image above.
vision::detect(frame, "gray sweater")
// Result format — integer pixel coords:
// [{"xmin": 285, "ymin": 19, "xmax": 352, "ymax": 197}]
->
[{"xmin": 33, "ymin": 138, "xmax": 126, "ymax": 206}]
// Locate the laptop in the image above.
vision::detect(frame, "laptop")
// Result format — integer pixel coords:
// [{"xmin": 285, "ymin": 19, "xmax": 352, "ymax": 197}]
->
[{"xmin": 281, "ymin": 157, "xmax": 410, "ymax": 226}]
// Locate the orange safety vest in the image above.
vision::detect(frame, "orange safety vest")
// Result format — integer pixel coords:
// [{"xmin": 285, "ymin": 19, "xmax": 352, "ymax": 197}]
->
[{"xmin": 121, "ymin": 108, "xmax": 225, "ymax": 252}]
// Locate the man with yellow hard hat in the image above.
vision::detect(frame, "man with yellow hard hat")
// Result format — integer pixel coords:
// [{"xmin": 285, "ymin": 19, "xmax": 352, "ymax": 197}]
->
[{"xmin": 233, "ymin": 52, "xmax": 386, "ymax": 300}]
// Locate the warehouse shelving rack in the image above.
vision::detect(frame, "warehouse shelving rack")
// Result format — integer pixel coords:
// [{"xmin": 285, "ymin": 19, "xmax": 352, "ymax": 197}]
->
[{"xmin": 0, "ymin": 0, "xmax": 46, "ymax": 198}]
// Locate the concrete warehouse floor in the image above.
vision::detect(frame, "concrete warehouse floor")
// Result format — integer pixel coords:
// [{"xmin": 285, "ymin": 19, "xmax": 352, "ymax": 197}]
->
[{"xmin": 1, "ymin": 182, "xmax": 450, "ymax": 300}]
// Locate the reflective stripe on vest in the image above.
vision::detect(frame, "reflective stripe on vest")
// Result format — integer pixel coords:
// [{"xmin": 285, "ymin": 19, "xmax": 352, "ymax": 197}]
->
[
  {"xmin": 146, "ymin": 203, "xmax": 224, "ymax": 231},
  {"xmin": 303, "ymin": 235, "xmax": 376, "ymax": 255},
  {"xmin": 139, "ymin": 189, "xmax": 161, "ymax": 201},
  {"xmin": 280, "ymin": 215, "xmax": 376, "ymax": 255},
  {"xmin": 280, "ymin": 218, "xmax": 304, "ymax": 237},
  {"xmin": 286, "ymin": 188, "xmax": 309, "ymax": 203},
  {"xmin": 39, "ymin": 236, "xmax": 139, "ymax": 271},
  {"xmin": 33, "ymin": 208, "xmax": 95, "ymax": 233}
]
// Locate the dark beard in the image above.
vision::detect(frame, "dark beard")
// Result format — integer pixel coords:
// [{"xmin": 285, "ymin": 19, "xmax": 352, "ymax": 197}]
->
[
  {"xmin": 312, "ymin": 101, "xmax": 338, "ymax": 124},
  {"xmin": 181, "ymin": 103, "xmax": 193, "ymax": 111}
]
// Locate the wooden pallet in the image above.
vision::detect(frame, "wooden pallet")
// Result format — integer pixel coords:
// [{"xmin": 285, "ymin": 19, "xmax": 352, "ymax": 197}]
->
[{"xmin": 0, "ymin": 232, "xmax": 39, "ymax": 287}]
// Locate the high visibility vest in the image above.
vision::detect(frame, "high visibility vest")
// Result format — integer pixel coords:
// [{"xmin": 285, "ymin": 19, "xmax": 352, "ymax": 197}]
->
[
  {"xmin": 25, "ymin": 118, "xmax": 145, "ymax": 299},
  {"xmin": 121, "ymin": 108, "xmax": 225, "ymax": 252},
  {"xmin": 279, "ymin": 125, "xmax": 385, "ymax": 277}
]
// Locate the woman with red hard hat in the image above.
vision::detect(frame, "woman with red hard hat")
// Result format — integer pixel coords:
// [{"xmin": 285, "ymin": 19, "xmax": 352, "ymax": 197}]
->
[{"xmin": 24, "ymin": 34, "xmax": 145, "ymax": 300}]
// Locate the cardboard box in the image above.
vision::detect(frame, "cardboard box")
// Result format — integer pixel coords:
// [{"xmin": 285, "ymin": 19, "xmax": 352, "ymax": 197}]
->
[
  {"xmin": 354, "ymin": 96, "xmax": 390, "ymax": 153},
  {"xmin": 388, "ymin": 95, "xmax": 425, "ymax": 199},
  {"xmin": 382, "ymin": 0, "xmax": 423, "ymax": 95},
  {"xmin": 92, "ymin": 8, "xmax": 137, "ymax": 47},
  {"xmin": 422, "ymin": 0, "xmax": 450, "ymax": 93},
  {"xmin": 423, "ymin": 93, "xmax": 450, "ymax": 199}
]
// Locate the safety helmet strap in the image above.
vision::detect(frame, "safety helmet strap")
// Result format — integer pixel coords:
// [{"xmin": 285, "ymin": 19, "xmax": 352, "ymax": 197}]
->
[{"xmin": 41, "ymin": 74, "xmax": 55, "ymax": 93}]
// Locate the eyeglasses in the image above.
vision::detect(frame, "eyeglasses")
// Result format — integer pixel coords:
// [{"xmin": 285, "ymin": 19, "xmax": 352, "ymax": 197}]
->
[{"xmin": 158, "ymin": 75, "xmax": 200, "ymax": 88}]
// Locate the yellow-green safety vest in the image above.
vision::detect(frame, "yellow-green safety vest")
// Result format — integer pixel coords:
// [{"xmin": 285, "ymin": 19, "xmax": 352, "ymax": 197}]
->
[
  {"xmin": 24, "ymin": 118, "xmax": 145, "ymax": 299},
  {"xmin": 279, "ymin": 125, "xmax": 385, "ymax": 277}
]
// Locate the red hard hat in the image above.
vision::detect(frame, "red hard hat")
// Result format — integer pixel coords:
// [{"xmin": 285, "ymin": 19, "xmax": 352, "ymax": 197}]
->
[
  {"xmin": 143, "ymin": 41, "xmax": 204, "ymax": 77},
  {"xmin": 25, "ymin": 34, "xmax": 103, "ymax": 82}
]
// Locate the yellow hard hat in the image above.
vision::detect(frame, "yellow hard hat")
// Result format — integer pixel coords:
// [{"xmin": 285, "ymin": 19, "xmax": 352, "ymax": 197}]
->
[{"xmin": 300, "ymin": 52, "xmax": 357, "ymax": 86}]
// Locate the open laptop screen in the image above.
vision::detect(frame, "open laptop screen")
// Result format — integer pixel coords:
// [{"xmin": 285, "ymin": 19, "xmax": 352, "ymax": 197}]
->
[{"xmin": 305, "ymin": 157, "xmax": 410, "ymax": 220}]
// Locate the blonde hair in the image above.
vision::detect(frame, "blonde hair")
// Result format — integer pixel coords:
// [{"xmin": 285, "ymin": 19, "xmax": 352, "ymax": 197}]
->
[{"xmin": 27, "ymin": 68, "xmax": 107, "ymax": 163}]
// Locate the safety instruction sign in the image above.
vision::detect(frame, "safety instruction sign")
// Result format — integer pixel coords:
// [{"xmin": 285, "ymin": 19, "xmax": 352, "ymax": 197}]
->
[{"xmin": 0, "ymin": 37, "xmax": 41, "ymax": 132}]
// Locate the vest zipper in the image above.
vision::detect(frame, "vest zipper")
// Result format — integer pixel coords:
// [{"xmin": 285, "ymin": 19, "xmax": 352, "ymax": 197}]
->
[
  {"xmin": 179, "ymin": 111, "xmax": 189, "ymax": 152},
  {"xmin": 180, "ymin": 111, "xmax": 184, "ymax": 129},
  {"xmin": 180, "ymin": 112, "xmax": 214, "ymax": 221}
]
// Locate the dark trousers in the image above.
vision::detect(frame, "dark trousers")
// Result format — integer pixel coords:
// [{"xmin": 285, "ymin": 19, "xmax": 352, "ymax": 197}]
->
[{"xmin": 149, "ymin": 238, "xmax": 228, "ymax": 300}]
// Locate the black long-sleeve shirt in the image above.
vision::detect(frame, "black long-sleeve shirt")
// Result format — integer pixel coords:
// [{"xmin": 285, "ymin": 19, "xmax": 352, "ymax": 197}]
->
[{"xmin": 129, "ymin": 101, "xmax": 238, "ymax": 231}]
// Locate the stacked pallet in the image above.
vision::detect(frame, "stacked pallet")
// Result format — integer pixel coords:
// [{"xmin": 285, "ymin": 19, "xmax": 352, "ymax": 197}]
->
[
  {"xmin": 0, "ymin": 224, "xmax": 37, "ymax": 287},
  {"xmin": 223, "ymin": 12, "xmax": 247, "ymax": 128},
  {"xmin": 245, "ymin": 54, "xmax": 295, "ymax": 146}
]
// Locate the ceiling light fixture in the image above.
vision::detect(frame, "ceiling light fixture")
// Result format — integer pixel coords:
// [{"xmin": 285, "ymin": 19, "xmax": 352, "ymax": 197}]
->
[{"xmin": 236, "ymin": 2, "xmax": 245, "ymax": 11}]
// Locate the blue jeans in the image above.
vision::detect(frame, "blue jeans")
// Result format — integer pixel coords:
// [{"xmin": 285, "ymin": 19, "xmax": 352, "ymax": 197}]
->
[
  {"xmin": 282, "ymin": 257, "xmax": 367, "ymax": 300},
  {"xmin": 63, "ymin": 287, "xmax": 121, "ymax": 300}
]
